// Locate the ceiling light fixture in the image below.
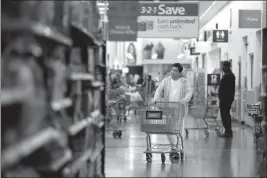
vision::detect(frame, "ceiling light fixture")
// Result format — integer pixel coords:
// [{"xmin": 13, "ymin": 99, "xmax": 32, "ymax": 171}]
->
[{"xmin": 200, "ymin": 1, "xmax": 217, "ymax": 20}]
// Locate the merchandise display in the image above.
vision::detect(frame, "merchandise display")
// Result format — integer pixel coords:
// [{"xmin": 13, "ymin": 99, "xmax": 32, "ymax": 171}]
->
[{"xmin": 1, "ymin": 1, "xmax": 106, "ymax": 178}]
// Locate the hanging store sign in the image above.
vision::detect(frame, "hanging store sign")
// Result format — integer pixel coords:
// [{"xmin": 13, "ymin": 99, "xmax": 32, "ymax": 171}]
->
[
  {"xmin": 137, "ymin": 2, "xmax": 199, "ymax": 38},
  {"xmin": 212, "ymin": 30, "xmax": 228, "ymax": 43},
  {"xmin": 207, "ymin": 74, "xmax": 221, "ymax": 107},
  {"xmin": 239, "ymin": 10, "xmax": 261, "ymax": 29},
  {"xmin": 108, "ymin": 1, "xmax": 139, "ymax": 17},
  {"xmin": 207, "ymin": 74, "xmax": 220, "ymax": 86},
  {"xmin": 108, "ymin": 17, "xmax": 138, "ymax": 41}
]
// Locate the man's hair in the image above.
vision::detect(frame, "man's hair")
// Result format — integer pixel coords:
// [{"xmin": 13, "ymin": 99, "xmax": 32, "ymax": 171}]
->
[
  {"xmin": 172, "ymin": 63, "xmax": 183, "ymax": 73},
  {"xmin": 222, "ymin": 61, "xmax": 231, "ymax": 68}
]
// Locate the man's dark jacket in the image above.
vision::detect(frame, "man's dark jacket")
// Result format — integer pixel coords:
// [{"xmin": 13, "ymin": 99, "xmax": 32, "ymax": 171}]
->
[{"xmin": 219, "ymin": 71, "xmax": 235, "ymax": 104}]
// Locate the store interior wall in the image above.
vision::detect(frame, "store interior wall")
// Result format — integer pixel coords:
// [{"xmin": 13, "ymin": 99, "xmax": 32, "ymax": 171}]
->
[
  {"xmin": 107, "ymin": 39, "xmax": 144, "ymax": 69},
  {"xmin": 141, "ymin": 38, "xmax": 184, "ymax": 60},
  {"xmin": 200, "ymin": 1, "xmax": 263, "ymax": 126}
]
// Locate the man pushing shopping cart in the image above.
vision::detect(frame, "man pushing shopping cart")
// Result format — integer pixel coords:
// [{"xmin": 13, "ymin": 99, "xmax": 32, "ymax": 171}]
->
[{"xmin": 141, "ymin": 63, "xmax": 193, "ymax": 162}]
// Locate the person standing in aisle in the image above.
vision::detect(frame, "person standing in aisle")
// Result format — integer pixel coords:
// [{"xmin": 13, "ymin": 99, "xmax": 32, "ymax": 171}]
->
[
  {"xmin": 137, "ymin": 75, "xmax": 144, "ymax": 85},
  {"xmin": 219, "ymin": 61, "xmax": 236, "ymax": 138},
  {"xmin": 151, "ymin": 63, "xmax": 193, "ymax": 157},
  {"xmin": 142, "ymin": 75, "xmax": 156, "ymax": 105}
]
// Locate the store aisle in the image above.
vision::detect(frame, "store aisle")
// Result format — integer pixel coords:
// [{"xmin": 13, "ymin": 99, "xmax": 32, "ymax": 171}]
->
[{"xmin": 105, "ymin": 115, "xmax": 258, "ymax": 177}]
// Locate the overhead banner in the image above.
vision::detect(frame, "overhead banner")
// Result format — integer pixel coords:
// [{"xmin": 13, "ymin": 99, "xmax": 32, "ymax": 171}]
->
[
  {"xmin": 107, "ymin": 1, "xmax": 138, "ymax": 41},
  {"xmin": 108, "ymin": 17, "xmax": 138, "ymax": 41},
  {"xmin": 108, "ymin": 1, "xmax": 139, "ymax": 17},
  {"xmin": 239, "ymin": 10, "xmax": 261, "ymax": 28},
  {"xmin": 137, "ymin": 2, "xmax": 199, "ymax": 38}
]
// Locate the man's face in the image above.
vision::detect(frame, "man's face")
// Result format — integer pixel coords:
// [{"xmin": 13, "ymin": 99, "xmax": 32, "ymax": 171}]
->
[
  {"xmin": 170, "ymin": 66, "xmax": 180, "ymax": 78},
  {"xmin": 222, "ymin": 65, "xmax": 228, "ymax": 73}
]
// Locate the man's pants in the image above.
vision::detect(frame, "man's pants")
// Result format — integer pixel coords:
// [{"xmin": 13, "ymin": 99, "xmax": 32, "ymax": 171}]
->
[{"xmin": 220, "ymin": 101, "xmax": 233, "ymax": 133}]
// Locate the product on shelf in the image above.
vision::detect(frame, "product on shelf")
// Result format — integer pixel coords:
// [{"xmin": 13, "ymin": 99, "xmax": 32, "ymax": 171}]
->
[
  {"xmin": 69, "ymin": 2, "xmax": 83, "ymax": 25},
  {"xmin": 46, "ymin": 46, "xmax": 68, "ymax": 102},
  {"xmin": 69, "ymin": 48, "xmax": 86, "ymax": 74},
  {"xmin": 1, "ymin": 35, "xmax": 47, "ymax": 149}
]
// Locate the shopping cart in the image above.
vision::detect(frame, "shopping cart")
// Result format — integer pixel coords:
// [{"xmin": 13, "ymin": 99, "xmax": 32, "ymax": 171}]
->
[
  {"xmin": 106, "ymin": 98, "xmax": 127, "ymax": 138},
  {"xmin": 126, "ymin": 86, "xmax": 144, "ymax": 116},
  {"xmin": 109, "ymin": 88, "xmax": 124, "ymax": 100},
  {"xmin": 140, "ymin": 102, "xmax": 186, "ymax": 163},
  {"xmin": 185, "ymin": 97, "xmax": 221, "ymax": 138}
]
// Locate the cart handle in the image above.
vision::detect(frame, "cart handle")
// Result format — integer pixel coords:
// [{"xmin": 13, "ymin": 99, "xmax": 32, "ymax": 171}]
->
[
  {"xmin": 149, "ymin": 101, "xmax": 183, "ymax": 105},
  {"xmin": 148, "ymin": 101, "xmax": 186, "ymax": 109}
]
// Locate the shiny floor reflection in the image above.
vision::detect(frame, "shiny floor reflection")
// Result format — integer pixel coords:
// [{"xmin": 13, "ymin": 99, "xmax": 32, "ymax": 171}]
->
[{"xmin": 105, "ymin": 115, "xmax": 257, "ymax": 177}]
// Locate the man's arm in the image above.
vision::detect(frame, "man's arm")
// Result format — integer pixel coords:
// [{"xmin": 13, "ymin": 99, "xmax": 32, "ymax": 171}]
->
[
  {"xmin": 153, "ymin": 78, "xmax": 166, "ymax": 101},
  {"xmin": 141, "ymin": 80, "xmax": 146, "ymax": 87},
  {"xmin": 224, "ymin": 74, "xmax": 235, "ymax": 102},
  {"xmin": 152, "ymin": 81, "xmax": 156, "ymax": 92},
  {"xmin": 181, "ymin": 80, "xmax": 193, "ymax": 103}
]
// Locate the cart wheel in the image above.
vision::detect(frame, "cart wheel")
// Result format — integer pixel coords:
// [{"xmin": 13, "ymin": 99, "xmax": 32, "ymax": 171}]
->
[
  {"xmin": 146, "ymin": 153, "xmax": 152, "ymax": 162},
  {"xmin": 204, "ymin": 130, "xmax": 209, "ymax": 137},
  {"xmin": 169, "ymin": 149, "xmax": 176, "ymax": 158},
  {"xmin": 185, "ymin": 129, "xmax": 189, "ymax": 137},
  {"xmin": 113, "ymin": 131, "xmax": 117, "ymax": 138},
  {"xmin": 180, "ymin": 151, "xmax": 184, "ymax": 160},
  {"xmin": 146, "ymin": 149, "xmax": 153, "ymax": 158},
  {"xmin": 117, "ymin": 131, "xmax": 122, "ymax": 138},
  {"xmin": 173, "ymin": 152, "xmax": 180, "ymax": 160},
  {"xmin": 216, "ymin": 129, "xmax": 221, "ymax": 136},
  {"xmin": 169, "ymin": 153, "xmax": 173, "ymax": 158},
  {"xmin": 161, "ymin": 153, "xmax": 166, "ymax": 163},
  {"xmin": 170, "ymin": 151, "xmax": 179, "ymax": 159}
]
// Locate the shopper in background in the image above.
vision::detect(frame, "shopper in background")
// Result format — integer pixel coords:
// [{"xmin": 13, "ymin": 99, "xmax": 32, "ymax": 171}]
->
[
  {"xmin": 151, "ymin": 63, "xmax": 193, "ymax": 158},
  {"xmin": 110, "ymin": 73, "xmax": 121, "ymax": 89},
  {"xmin": 137, "ymin": 75, "xmax": 144, "ymax": 85},
  {"xmin": 142, "ymin": 75, "xmax": 156, "ymax": 105},
  {"xmin": 219, "ymin": 61, "xmax": 235, "ymax": 138}
]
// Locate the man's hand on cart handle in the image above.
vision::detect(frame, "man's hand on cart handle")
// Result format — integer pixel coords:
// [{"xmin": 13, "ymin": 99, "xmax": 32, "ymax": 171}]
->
[{"xmin": 149, "ymin": 99, "xmax": 158, "ymax": 105}]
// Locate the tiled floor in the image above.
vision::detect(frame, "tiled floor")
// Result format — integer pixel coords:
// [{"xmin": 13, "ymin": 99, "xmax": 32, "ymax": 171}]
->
[{"xmin": 105, "ymin": 114, "xmax": 258, "ymax": 177}]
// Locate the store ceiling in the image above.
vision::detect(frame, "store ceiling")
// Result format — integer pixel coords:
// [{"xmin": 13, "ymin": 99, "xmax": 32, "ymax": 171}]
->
[{"xmin": 199, "ymin": 1, "xmax": 215, "ymax": 18}]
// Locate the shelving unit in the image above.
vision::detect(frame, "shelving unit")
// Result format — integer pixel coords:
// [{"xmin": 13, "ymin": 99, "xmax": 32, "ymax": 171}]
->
[{"xmin": 2, "ymin": 1, "xmax": 106, "ymax": 177}]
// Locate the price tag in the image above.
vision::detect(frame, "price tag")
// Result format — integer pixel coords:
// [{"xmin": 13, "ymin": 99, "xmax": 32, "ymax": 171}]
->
[
  {"xmin": 146, "ymin": 111, "xmax": 162, "ymax": 120},
  {"xmin": 247, "ymin": 104, "xmax": 261, "ymax": 117}
]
